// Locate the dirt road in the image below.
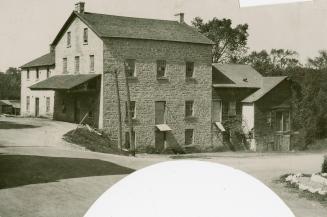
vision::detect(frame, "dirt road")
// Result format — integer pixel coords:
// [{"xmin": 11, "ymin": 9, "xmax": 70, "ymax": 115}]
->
[{"xmin": 0, "ymin": 117, "xmax": 326, "ymax": 217}]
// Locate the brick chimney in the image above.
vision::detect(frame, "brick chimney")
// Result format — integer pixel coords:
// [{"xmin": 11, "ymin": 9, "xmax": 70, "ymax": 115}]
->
[
  {"xmin": 74, "ymin": 2, "xmax": 85, "ymax": 13},
  {"xmin": 175, "ymin": 13, "xmax": 185, "ymax": 24}
]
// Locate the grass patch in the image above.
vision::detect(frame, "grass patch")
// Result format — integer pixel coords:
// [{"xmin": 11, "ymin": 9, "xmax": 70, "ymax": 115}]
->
[{"xmin": 63, "ymin": 127, "xmax": 128, "ymax": 155}]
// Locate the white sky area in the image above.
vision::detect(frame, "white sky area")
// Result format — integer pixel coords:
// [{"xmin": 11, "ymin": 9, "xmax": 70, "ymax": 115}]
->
[
  {"xmin": 240, "ymin": 0, "xmax": 313, "ymax": 7},
  {"xmin": 0, "ymin": 0, "xmax": 326, "ymax": 71}
]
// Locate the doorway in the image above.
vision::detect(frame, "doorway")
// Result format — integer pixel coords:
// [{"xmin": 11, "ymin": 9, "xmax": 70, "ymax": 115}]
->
[
  {"xmin": 74, "ymin": 98, "xmax": 81, "ymax": 123},
  {"xmin": 35, "ymin": 97, "xmax": 39, "ymax": 117},
  {"xmin": 155, "ymin": 130, "xmax": 166, "ymax": 152}
]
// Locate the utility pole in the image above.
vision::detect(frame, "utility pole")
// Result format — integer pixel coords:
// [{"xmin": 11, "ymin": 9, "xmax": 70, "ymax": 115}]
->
[
  {"xmin": 113, "ymin": 69, "xmax": 123, "ymax": 150},
  {"xmin": 124, "ymin": 66, "xmax": 136, "ymax": 156}
]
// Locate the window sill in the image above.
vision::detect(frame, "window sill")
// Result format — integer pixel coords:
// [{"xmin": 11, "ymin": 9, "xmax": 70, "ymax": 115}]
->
[
  {"xmin": 184, "ymin": 116, "xmax": 197, "ymax": 122},
  {"xmin": 157, "ymin": 77, "xmax": 168, "ymax": 80},
  {"xmin": 127, "ymin": 76, "xmax": 138, "ymax": 82},
  {"xmin": 83, "ymin": 42, "xmax": 88, "ymax": 45},
  {"xmin": 67, "ymin": 45, "xmax": 71, "ymax": 48}
]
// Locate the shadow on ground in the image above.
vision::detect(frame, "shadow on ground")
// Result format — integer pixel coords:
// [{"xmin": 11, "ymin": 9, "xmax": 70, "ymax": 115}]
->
[
  {"xmin": 0, "ymin": 154, "xmax": 134, "ymax": 189},
  {"xmin": 0, "ymin": 121, "xmax": 40, "ymax": 129}
]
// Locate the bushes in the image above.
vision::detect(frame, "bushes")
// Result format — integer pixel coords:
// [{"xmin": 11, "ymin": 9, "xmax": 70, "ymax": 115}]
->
[
  {"xmin": 322, "ymin": 155, "xmax": 327, "ymax": 173},
  {"xmin": 136, "ymin": 144, "xmax": 229, "ymax": 155}
]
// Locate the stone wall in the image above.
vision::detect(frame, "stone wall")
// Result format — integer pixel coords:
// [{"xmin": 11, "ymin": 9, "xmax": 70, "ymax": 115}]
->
[{"xmin": 102, "ymin": 38, "xmax": 212, "ymax": 148}]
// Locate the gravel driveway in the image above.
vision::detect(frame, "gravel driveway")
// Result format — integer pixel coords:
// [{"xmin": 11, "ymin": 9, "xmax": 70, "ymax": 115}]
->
[{"xmin": 0, "ymin": 117, "xmax": 326, "ymax": 217}]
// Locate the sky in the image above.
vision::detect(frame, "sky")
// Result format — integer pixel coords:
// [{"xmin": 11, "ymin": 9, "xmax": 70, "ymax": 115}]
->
[{"xmin": 0, "ymin": 0, "xmax": 326, "ymax": 71}]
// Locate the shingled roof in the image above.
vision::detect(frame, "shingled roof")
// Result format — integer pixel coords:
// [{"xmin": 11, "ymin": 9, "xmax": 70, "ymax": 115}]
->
[
  {"xmin": 212, "ymin": 64, "xmax": 263, "ymax": 88},
  {"xmin": 20, "ymin": 52, "xmax": 55, "ymax": 69},
  {"xmin": 242, "ymin": 76, "xmax": 287, "ymax": 103},
  {"xmin": 212, "ymin": 64, "xmax": 288, "ymax": 102},
  {"xmin": 51, "ymin": 12, "xmax": 213, "ymax": 46}
]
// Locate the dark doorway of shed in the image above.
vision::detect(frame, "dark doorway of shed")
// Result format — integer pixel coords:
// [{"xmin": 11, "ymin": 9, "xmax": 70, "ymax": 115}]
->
[
  {"xmin": 74, "ymin": 98, "xmax": 81, "ymax": 123},
  {"xmin": 155, "ymin": 130, "xmax": 166, "ymax": 152},
  {"xmin": 35, "ymin": 97, "xmax": 39, "ymax": 117}
]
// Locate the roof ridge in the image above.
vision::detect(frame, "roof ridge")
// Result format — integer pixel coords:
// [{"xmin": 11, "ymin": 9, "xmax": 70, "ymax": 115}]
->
[{"xmin": 83, "ymin": 11, "xmax": 179, "ymax": 23}]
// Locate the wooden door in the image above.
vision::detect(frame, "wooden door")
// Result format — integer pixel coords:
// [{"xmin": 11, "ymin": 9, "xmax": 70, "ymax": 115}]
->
[
  {"xmin": 155, "ymin": 130, "xmax": 165, "ymax": 152},
  {"xmin": 35, "ymin": 98, "xmax": 39, "ymax": 117},
  {"xmin": 155, "ymin": 101, "xmax": 166, "ymax": 124}
]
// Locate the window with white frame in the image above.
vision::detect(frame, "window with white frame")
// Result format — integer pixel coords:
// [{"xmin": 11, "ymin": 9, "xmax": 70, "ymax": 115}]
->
[
  {"xmin": 46, "ymin": 97, "xmax": 50, "ymax": 113},
  {"xmin": 83, "ymin": 28, "xmax": 88, "ymax": 44},
  {"xmin": 90, "ymin": 55, "xmax": 95, "ymax": 72},
  {"xmin": 63, "ymin": 58, "xmax": 68, "ymax": 74},
  {"xmin": 67, "ymin": 31, "xmax": 71, "ymax": 47},
  {"xmin": 276, "ymin": 111, "xmax": 290, "ymax": 132},
  {"xmin": 26, "ymin": 96, "xmax": 30, "ymax": 111},
  {"xmin": 75, "ymin": 56, "xmax": 80, "ymax": 74}
]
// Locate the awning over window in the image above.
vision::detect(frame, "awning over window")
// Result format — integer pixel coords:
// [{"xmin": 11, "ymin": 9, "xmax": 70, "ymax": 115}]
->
[
  {"xmin": 29, "ymin": 74, "xmax": 100, "ymax": 90},
  {"xmin": 214, "ymin": 122, "xmax": 226, "ymax": 132},
  {"xmin": 156, "ymin": 124, "xmax": 172, "ymax": 132}
]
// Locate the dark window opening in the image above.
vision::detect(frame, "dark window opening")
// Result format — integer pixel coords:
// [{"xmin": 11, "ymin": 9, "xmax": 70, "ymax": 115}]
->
[
  {"xmin": 157, "ymin": 60, "xmax": 166, "ymax": 78},
  {"xmin": 83, "ymin": 28, "xmax": 88, "ymax": 44},
  {"xmin": 185, "ymin": 129, "xmax": 194, "ymax": 145},
  {"xmin": 185, "ymin": 100, "xmax": 194, "ymax": 117},
  {"xmin": 125, "ymin": 131, "xmax": 135, "ymax": 149},
  {"xmin": 36, "ymin": 68, "xmax": 39, "ymax": 80},
  {"xmin": 125, "ymin": 101, "xmax": 136, "ymax": 119},
  {"xmin": 186, "ymin": 62, "xmax": 194, "ymax": 78},
  {"xmin": 124, "ymin": 59, "xmax": 136, "ymax": 77}
]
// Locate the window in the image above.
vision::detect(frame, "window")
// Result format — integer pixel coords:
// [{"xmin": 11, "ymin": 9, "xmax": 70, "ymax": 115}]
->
[
  {"xmin": 186, "ymin": 61, "xmax": 194, "ymax": 78},
  {"xmin": 83, "ymin": 28, "xmax": 88, "ymax": 44},
  {"xmin": 36, "ymin": 68, "xmax": 39, "ymax": 80},
  {"xmin": 46, "ymin": 97, "xmax": 50, "ymax": 113},
  {"xmin": 26, "ymin": 96, "xmax": 30, "ymax": 111},
  {"xmin": 185, "ymin": 100, "xmax": 194, "ymax": 117},
  {"xmin": 75, "ymin": 56, "xmax": 80, "ymax": 74},
  {"xmin": 63, "ymin": 58, "xmax": 67, "ymax": 74},
  {"xmin": 276, "ymin": 111, "xmax": 290, "ymax": 132},
  {"xmin": 125, "ymin": 131, "xmax": 135, "ymax": 149},
  {"xmin": 46, "ymin": 67, "xmax": 50, "ymax": 78},
  {"xmin": 124, "ymin": 59, "xmax": 136, "ymax": 77},
  {"xmin": 125, "ymin": 101, "xmax": 136, "ymax": 119},
  {"xmin": 27, "ymin": 69, "xmax": 30, "ymax": 80},
  {"xmin": 228, "ymin": 101, "xmax": 236, "ymax": 116},
  {"xmin": 90, "ymin": 55, "xmax": 95, "ymax": 72},
  {"xmin": 156, "ymin": 60, "xmax": 166, "ymax": 78},
  {"xmin": 67, "ymin": 32, "xmax": 71, "ymax": 47},
  {"xmin": 185, "ymin": 129, "xmax": 194, "ymax": 145}
]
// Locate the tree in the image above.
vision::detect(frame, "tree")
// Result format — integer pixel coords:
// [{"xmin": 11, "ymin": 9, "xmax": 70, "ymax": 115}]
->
[
  {"xmin": 192, "ymin": 17, "xmax": 249, "ymax": 63},
  {"xmin": 5, "ymin": 67, "xmax": 20, "ymax": 75},
  {"xmin": 308, "ymin": 50, "xmax": 327, "ymax": 69},
  {"xmin": 0, "ymin": 67, "xmax": 21, "ymax": 99},
  {"xmin": 244, "ymin": 49, "xmax": 300, "ymax": 75}
]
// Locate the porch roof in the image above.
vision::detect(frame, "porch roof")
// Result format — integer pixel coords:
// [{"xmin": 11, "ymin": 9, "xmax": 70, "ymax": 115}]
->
[
  {"xmin": 29, "ymin": 74, "xmax": 100, "ymax": 90},
  {"xmin": 156, "ymin": 124, "xmax": 172, "ymax": 132}
]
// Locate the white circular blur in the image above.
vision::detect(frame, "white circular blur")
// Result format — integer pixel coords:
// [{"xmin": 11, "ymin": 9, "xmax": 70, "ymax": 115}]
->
[{"xmin": 85, "ymin": 160, "xmax": 294, "ymax": 217}]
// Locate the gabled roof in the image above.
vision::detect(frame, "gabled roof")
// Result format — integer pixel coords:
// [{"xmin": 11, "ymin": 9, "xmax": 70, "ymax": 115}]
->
[
  {"xmin": 212, "ymin": 64, "xmax": 263, "ymax": 88},
  {"xmin": 0, "ymin": 100, "xmax": 20, "ymax": 108},
  {"xmin": 20, "ymin": 52, "xmax": 55, "ymax": 69},
  {"xmin": 29, "ymin": 74, "xmax": 99, "ymax": 90},
  {"xmin": 242, "ymin": 76, "xmax": 288, "ymax": 103},
  {"xmin": 51, "ymin": 12, "xmax": 213, "ymax": 46}
]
